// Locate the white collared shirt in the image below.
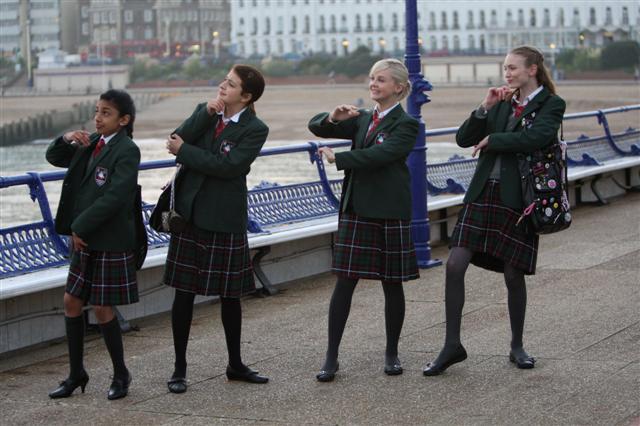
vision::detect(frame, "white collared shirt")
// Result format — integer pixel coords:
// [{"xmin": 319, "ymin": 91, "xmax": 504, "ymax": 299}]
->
[
  {"xmin": 100, "ymin": 132, "xmax": 117, "ymax": 144},
  {"xmin": 217, "ymin": 107, "xmax": 248, "ymax": 125},
  {"xmin": 514, "ymin": 85, "xmax": 544, "ymax": 108}
]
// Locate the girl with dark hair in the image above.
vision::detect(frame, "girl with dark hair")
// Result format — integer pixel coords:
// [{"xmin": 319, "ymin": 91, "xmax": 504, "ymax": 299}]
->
[
  {"xmin": 46, "ymin": 89, "xmax": 140, "ymax": 400},
  {"xmin": 423, "ymin": 46, "xmax": 566, "ymax": 376},
  {"xmin": 308, "ymin": 58, "xmax": 419, "ymax": 382},
  {"xmin": 163, "ymin": 65, "xmax": 269, "ymax": 393}
]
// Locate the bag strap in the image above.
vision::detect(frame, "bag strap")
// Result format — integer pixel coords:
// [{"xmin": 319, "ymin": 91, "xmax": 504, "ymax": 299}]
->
[{"xmin": 169, "ymin": 163, "xmax": 182, "ymax": 211}]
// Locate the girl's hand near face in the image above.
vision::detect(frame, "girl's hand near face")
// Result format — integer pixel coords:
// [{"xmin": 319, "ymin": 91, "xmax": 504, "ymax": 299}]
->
[
  {"xmin": 329, "ymin": 104, "xmax": 360, "ymax": 122},
  {"xmin": 166, "ymin": 133, "xmax": 184, "ymax": 156},
  {"xmin": 206, "ymin": 96, "xmax": 225, "ymax": 116},
  {"xmin": 481, "ymin": 86, "xmax": 512, "ymax": 110},
  {"xmin": 63, "ymin": 130, "xmax": 92, "ymax": 147},
  {"xmin": 318, "ymin": 146, "xmax": 336, "ymax": 164}
]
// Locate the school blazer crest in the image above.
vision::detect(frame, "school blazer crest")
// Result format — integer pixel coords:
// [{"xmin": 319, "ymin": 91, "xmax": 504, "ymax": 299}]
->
[{"xmin": 46, "ymin": 131, "xmax": 141, "ymax": 251}]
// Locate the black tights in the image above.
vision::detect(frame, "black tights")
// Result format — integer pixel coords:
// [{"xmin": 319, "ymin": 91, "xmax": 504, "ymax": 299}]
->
[
  {"xmin": 321, "ymin": 277, "xmax": 405, "ymax": 371},
  {"xmin": 436, "ymin": 247, "xmax": 527, "ymax": 361},
  {"xmin": 171, "ymin": 289, "xmax": 246, "ymax": 379}
]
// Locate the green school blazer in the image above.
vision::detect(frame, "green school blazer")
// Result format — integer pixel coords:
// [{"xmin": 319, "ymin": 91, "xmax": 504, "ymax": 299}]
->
[
  {"xmin": 46, "ymin": 131, "xmax": 141, "ymax": 251},
  {"xmin": 173, "ymin": 103, "xmax": 269, "ymax": 233},
  {"xmin": 456, "ymin": 87, "xmax": 566, "ymax": 209},
  {"xmin": 308, "ymin": 104, "xmax": 419, "ymax": 220}
]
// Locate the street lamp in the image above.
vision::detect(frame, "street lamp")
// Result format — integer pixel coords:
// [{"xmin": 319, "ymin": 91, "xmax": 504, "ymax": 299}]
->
[
  {"xmin": 378, "ymin": 37, "xmax": 386, "ymax": 54},
  {"xmin": 212, "ymin": 31, "xmax": 220, "ymax": 60},
  {"xmin": 549, "ymin": 42, "xmax": 557, "ymax": 80},
  {"xmin": 164, "ymin": 18, "xmax": 171, "ymax": 57},
  {"xmin": 341, "ymin": 39, "xmax": 349, "ymax": 56}
]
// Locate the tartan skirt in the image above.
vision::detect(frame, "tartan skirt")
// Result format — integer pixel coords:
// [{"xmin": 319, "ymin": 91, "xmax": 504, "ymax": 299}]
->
[
  {"xmin": 450, "ymin": 180, "xmax": 539, "ymax": 275},
  {"xmin": 332, "ymin": 212, "xmax": 419, "ymax": 282},
  {"xmin": 163, "ymin": 223, "xmax": 255, "ymax": 298},
  {"xmin": 66, "ymin": 249, "xmax": 139, "ymax": 306}
]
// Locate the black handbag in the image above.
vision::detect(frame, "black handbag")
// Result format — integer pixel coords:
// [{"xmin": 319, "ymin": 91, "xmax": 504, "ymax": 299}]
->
[
  {"xmin": 133, "ymin": 184, "xmax": 148, "ymax": 270},
  {"xmin": 149, "ymin": 165, "xmax": 187, "ymax": 234},
  {"xmin": 516, "ymin": 123, "xmax": 572, "ymax": 234}
]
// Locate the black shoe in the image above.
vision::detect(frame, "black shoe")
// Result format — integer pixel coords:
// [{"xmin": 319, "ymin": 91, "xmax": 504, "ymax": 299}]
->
[
  {"xmin": 48, "ymin": 371, "xmax": 89, "ymax": 399},
  {"xmin": 423, "ymin": 345, "xmax": 468, "ymax": 376},
  {"xmin": 107, "ymin": 371, "xmax": 132, "ymax": 400},
  {"xmin": 316, "ymin": 362, "xmax": 339, "ymax": 382},
  {"xmin": 167, "ymin": 376, "xmax": 187, "ymax": 394},
  {"xmin": 384, "ymin": 358, "xmax": 403, "ymax": 376},
  {"xmin": 509, "ymin": 348, "xmax": 536, "ymax": 369},
  {"xmin": 226, "ymin": 366, "xmax": 269, "ymax": 384}
]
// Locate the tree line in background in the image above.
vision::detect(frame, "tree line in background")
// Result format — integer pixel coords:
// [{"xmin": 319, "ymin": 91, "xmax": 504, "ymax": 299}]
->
[{"xmin": 555, "ymin": 41, "xmax": 639, "ymax": 74}]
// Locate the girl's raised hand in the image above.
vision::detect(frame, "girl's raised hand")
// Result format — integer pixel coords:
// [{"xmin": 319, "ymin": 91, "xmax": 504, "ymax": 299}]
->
[
  {"xmin": 329, "ymin": 104, "xmax": 360, "ymax": 122},
  {"xmin": 63, "ymin": 130, "xmax": 91, "ymax": 147},
  {"xmin": 481, "ymin": 86, "xmax": 513, "ymax": 110},
  {"xmin": 207, "ymin": 96, "xmax": 225, "ymax": 116}
]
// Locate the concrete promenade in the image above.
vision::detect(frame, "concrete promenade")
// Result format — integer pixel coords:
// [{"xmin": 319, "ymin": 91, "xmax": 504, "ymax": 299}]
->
[{"xmin": 0, "ymin": 193, "xmax": 638, "ymax": 425}]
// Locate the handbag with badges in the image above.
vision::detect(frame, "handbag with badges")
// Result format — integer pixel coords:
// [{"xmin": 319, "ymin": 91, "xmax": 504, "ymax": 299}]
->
[{"xmin": 516, "ymin": 123, "xmax": 572, "ymax": 235}]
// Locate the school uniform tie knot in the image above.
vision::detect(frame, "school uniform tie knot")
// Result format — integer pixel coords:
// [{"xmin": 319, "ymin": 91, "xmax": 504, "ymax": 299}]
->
[
  {"xmin": 92, "ymin": 137, "xmax": 105, "ymax": 158},
  {"xmin": 215, "ymin": 117, "xmax": 226, "ymax": 138},
  {"xmin": 512, "ymin": 100, "xmax": 526, "ymax": 119},
  {"xmin": 367, "ymin": 110, "xmax": 381, "ymax": 138}
]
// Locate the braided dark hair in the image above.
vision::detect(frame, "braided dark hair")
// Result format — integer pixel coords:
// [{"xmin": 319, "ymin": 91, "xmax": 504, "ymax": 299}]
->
[{"xmin": 99, "ymin": 89, "xmax": 136, "ymax": 137}]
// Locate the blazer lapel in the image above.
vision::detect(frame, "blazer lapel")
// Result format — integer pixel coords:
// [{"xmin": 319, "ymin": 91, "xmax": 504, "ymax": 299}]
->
[
  {"xmin": 82, "ymin": 131, "xmax": 124, "ymax": 184},
  {"xmin": 512, "ymin": 87, "xmax": 550, "ymax": 132},
  {"xmin": 355, "ymin": 111, "xmax": 372, "ymax": 149}
]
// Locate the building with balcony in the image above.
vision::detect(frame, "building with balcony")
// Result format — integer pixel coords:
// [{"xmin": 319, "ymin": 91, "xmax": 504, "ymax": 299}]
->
[
  {"xmin": 230, "ymin": 0, "xmax": 639, "ymax": 58},
  {"xmin": 0, "ymin": 0, "xmax": 60, "ymax": 56}
]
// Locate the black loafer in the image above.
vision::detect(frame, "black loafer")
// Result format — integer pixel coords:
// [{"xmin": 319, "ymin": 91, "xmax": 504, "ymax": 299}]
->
[
  {"xmin": 423, "ymin": 345, "xmax": 468, "ymax": 376},
  {"xmin": 384, "ymin": 360, "xmax": 403, "ymax": 376},
  {"xmin": 48, "ymin": 371, "xmax": 89, "ymax": 399},
  {"xmin": 509, "ymin": 349, "xmax": 536, "ymax": 369},
  {"xmin": 226, "ymin": 366, "xmax": 269, "ymax": 384},
  {"xmin": 316, "ymin": 362, "xmax": 339, "ymax": 382},
  {"xmin": 167, "ymin": 376, "xmax": 187, "ymax": 394},
  {"xmin": 107, "ymin": 371, "xmax": 132, "ymax": 400}
]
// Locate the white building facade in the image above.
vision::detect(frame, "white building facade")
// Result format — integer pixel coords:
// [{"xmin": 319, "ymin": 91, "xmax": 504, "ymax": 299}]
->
[
  {"xmin": 230, "ymin": 0, "xmax": 640, "ymax": 58},
  {"xmin": 0, "ymin": 0, "xmax": 61, "ymax": 55}
]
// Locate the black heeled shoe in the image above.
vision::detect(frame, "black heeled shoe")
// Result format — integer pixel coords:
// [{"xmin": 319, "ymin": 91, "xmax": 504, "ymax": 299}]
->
[
  {"xmin": 423, "ymin": 345, "xmax": 468, "ymax": 376},
  {"xmin": 107, "ymin": 371, "xmax": 132, "ymax": 400},
  {"xmin": 509, "ymin": 348, "xmax": 536, "ymax": 369},
  {"xmin": 316, "ymin": 362, "xmax": 339, "ymax": 382},
  {"xmin": 226, "ymin": 366, "xmax": 269, "ymax": 384},
  {"xmin": 48, "ymin": 372, "xmax": 89, "ymax": 398},
  {"xmin": 384, "ymin": 357, "xmax": 403, "ymax": 376},
  {"xmin": 167, "ymin": 376, "xmax": 187, "ymax": 394}
]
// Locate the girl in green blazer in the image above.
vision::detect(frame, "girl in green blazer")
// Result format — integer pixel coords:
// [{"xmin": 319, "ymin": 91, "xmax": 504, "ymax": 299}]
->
[
  {"xmin": 163, "ymin": 65, "xmax": 269, "ymax": 392},
  {"xmin": 423, "ymin": 46, "xmax": 566, "ymax": 376},
  {"xmin": 309, "ymin": 59, "xmax": 420, "ymax": 382},
  {"xmin": 47, "ymin": 90, "xmax": 140, "ymax": 400}
]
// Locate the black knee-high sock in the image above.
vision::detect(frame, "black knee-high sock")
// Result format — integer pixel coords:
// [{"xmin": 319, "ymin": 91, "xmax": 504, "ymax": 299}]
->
[
  {"xmin": 65, "ymin": 315, "xmax": 85, "ymax": 379},
  {"xmin": 322, "ymin": 277, "xmax": 358, "ymax": 371},
  {"xmin": 503, "ymin": 263, "xmax": 527, "ymax": 350},
  {"xmin": 171, "ymin": 289, "xmax": 195, "ymax": 378},
  {"xmin": 99, "ymin": 316, "xmax": 128, "ymax": 380},
  {"xmin": 382, "ymin": 281, "xmax": 405, "ymax": 361},
  {"xmin": 220, "ymin": 297, "xmax": 244, "ymax": 371},
  {"xmin": 443, "ymin": 247, "xmax": 473, "ymax": 347}
]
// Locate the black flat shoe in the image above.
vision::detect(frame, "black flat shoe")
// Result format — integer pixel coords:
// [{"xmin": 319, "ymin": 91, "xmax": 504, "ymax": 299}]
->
[
  {"xmin": 384, "ymin": 359, "xmax": 403, "ymax": 376},
  {"xmin": 107, "ymin": 371, "xmax": 132, "ymax": 400},
  {"xmin": 509, "ymin": 349, "xmax": 536, "ymax": 369},
  {"xmin": 226, "ymin": 366, "xmax": 269, "ymax": 384},
  {"xmin": 423, "ymin": 345, "xmax": 468, "ymax": 376},
  {"xmin": 167, "ymin": 376, "xmax": 187, "ymax": 394},
  {"xmin": 48, "ymin": 372, "xmax": 89, "ymax": 399},
  {"xmin": 316, "ymin": 362, "xmax": 339, "ymax": 382}
]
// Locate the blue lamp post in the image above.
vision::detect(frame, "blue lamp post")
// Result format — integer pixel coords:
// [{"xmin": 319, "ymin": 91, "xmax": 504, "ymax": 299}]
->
[{"xmin": 404, "ymin": 0, "xmax": 442, "ymax": 268}]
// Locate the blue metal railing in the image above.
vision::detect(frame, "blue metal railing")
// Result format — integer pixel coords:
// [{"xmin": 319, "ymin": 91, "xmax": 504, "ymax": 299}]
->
[{"xmin": 1, "ymin": 105, "xmax": 639, "ymax": 279}]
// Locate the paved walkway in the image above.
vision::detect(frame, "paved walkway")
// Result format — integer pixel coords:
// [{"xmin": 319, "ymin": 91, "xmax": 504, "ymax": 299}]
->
[{"xmin": 1, "ymin": 193, "xmax": 638, "ymax": 425}]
